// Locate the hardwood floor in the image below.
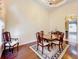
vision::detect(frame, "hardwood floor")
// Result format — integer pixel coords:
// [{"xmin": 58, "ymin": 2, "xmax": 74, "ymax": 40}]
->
[
  {"xmin": 62, "ymin": 43, "xmax": 78, "ymax": 59},
  {"xmin": 0, "ymin": 42, "xmax": 78, "ymax": 59}
]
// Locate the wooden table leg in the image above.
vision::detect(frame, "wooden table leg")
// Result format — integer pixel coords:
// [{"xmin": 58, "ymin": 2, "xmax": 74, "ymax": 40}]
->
[
  {"xmin": 17, "ymin": 43, "xmax": 19, "ymax": 51},
  {"xmin": 48, "ymin": 44, "xmax": 51, "ymax": 51}
]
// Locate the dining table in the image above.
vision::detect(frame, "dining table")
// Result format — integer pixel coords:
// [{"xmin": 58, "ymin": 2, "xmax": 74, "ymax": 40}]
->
[
  {"xmin": 42, "ymin": 32, "xmax": 60, "ymax": 51},
  {"xmin": 43, "ymin": 33, "xmax": 59, "ymax": 41}
]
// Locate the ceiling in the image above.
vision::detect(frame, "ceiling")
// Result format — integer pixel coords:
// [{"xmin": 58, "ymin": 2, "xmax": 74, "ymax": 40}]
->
[{"xmin": 40, "ymin": 0, "xmax": 67, "ymax": 7}]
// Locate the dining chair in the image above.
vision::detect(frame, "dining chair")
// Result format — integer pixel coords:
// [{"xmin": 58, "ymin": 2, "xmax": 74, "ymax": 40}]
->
[
  {"xmin": 2, "ymin": 31, "xmax": 19, "ymax": 53},
  {"xmin": 36, "ymin": 32, "xmax": 50, "ymax": 54},
  {"xmin": 51, "ymin": 32, "xmax": 64, "ymax": 52},
  {"xmin": 59, "ymin": 32, "xmax": 64, "ymax": 50}
]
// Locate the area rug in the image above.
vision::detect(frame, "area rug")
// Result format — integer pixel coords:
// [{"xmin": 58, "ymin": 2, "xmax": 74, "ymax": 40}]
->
[{"xmin": 30, "ymin": 44, "xmax": 69, "ymax": 59}]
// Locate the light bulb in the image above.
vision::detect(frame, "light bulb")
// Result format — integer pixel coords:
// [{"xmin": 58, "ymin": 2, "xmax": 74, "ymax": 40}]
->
[{"xmin": 52, "ymin": 0, "xmax": 56, "ymax": 2}]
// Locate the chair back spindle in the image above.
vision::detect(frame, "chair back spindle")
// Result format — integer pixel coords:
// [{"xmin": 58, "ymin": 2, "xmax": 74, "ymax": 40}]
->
[{"xmin": 3, "ymin": 31, "xmax": 11, "ymax": 42}]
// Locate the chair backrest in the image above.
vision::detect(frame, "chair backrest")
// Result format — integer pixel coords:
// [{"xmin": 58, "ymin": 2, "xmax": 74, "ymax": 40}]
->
[
  {"xmin": 59, "ymin": 32, "xmax": 64, "ymax": 42},
  {"xmin": 3, "ymin": 31, "xmax": 11, "ymax": 42},
  {"xmin": 40, "ymin": 31, "xmax": 44, "ymax": 38},
  {"xmin": 36, "ymin": 32, "xmax": 44, "ymax": 44}
]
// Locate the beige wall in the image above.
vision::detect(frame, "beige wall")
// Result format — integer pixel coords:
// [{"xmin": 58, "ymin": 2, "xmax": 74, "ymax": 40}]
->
[
  {"xmin": 5, "ymin": 0, "xmax": 77, "ymax": 45},
  {"xmin": 49, "ymin": 0, "xmax": 77, "ymax": 32},
  {"xmin": 0, "ymin": 0, "xmax": 6, "ymax": 24},
  {"xmin": 6, "ymin": 0, "xmax": 50, "ymax": 45}
]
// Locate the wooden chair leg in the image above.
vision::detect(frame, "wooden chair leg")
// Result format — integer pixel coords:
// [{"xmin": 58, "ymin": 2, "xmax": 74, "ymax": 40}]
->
[
  {"xmin": 51, "ymin": 43, "xmax": 53, "ymax": 49},
  {"xmin": 4, "ymin": 46, "xmax": 6, "ymax": 51},
  {"xmin": 4, "ymin": 46, "xmax": 6, "ymax": 54},
  {"xmin": 12, "ymin": 47, "xmax": 14, "ymax": 53},
  {"xmin": 59, "ymin": 45, "xmax": 61, "ymax": 52},
  {"xmin": 42, "ymin": 46, "xmax": 43, "ymax": 54},
  {"xmin": 37, "ymin": 44, "xmax": 38, "ymax": 50},
  {"xmin": 9, "ymin": 46, "xmax": 11, "ymax": 52},
  {"xmin": 61, "ymin": 44, "xmax": 63, "ymax": 50}
]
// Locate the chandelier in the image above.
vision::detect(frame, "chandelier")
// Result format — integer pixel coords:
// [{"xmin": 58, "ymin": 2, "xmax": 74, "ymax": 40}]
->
[
  {"xmin": 41, "ymin": 0, "xmax": 67, "ymax": 7},
  {"xmin": 48, "ymin": 0, "xmax": 64, "ymax": 5}
]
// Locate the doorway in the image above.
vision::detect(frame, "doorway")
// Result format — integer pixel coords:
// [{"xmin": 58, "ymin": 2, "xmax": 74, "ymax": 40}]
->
[
  {"xmin": 68, "ymin": 20, "xmax": 77, "ymax": 44},
  {"xmin": 65, "ymin": 16, "xmax": 77, "ymax": 44}
]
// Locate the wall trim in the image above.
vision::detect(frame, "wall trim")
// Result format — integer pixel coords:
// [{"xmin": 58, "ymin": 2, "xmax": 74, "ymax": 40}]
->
[{"xmin": 19, "ymin": 40, "xmax": 36, "ymax": 46}]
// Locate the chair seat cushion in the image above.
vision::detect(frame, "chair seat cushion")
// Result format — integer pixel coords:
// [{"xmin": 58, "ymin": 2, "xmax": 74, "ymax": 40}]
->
[
  {"xmin": 5, "ymin": 40, "xmax": 18, "ymax": 46},
  {"xmin": 52, "ymin": 41, "xmax": 59, "ymax": 44},
  {"xmin": 39, "ymin": 41, "xmax": 49, "ymax": 46}
]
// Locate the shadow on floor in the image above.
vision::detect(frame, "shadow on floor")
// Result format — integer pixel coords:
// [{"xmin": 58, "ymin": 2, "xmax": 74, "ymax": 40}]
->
[{"xmin": 1, "ymin": 49, "xmax": 18, "ymax": 59}]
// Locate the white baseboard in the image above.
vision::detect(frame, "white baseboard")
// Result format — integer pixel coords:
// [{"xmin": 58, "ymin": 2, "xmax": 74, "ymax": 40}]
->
[{"xmin": 19, "ymin": 40, "xmax": 36, "ymax": 46}]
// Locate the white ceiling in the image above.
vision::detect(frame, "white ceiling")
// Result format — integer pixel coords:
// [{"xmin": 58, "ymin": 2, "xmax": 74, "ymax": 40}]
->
[{"xmin": 40, "ymin": 0, "xmax": 67, "ymax": 7}]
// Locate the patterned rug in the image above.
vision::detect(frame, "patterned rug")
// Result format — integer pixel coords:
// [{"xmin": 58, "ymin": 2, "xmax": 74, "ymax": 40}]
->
[{"xmin": 30, "ymin": 44, "xmax": 69, "ymax": 59}]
